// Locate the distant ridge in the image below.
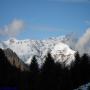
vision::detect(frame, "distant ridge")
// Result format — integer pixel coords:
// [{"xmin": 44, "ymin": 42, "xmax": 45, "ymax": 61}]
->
[{"xmin": 0, "ymin": 35, "xmax": 76, "ymax": 66}]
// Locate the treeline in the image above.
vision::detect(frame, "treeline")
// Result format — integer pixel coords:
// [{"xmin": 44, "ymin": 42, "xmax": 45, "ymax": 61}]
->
[{"xmin": 0, "ymin": 48, "xmax": 90, "ymax": 90}]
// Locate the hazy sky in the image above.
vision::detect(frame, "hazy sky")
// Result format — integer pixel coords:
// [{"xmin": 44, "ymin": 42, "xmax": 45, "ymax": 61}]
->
[{"xmin": 0, "ymin": 0, "xmax": 90, "ymax": 40}]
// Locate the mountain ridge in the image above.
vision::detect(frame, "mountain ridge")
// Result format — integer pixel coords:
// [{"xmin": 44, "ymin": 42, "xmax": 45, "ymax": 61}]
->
[
  {"xmin": 3, "ymin": 48, "xmax": 29, "ymax": 71},
  {"xmin": 0, "ymin": 36, "xmax": 76, "ymax": 66}
]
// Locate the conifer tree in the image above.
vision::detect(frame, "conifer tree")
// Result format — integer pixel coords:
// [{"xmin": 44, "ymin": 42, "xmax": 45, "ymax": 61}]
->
[{"xmin": 29, "ymin": 56, "xmax": 40, "ymax": 90}]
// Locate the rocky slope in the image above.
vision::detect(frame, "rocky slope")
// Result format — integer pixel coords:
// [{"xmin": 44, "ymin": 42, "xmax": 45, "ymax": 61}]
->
[{"xmin": 3, "ymin": 48, "xmax": 29, "ymax": 71}]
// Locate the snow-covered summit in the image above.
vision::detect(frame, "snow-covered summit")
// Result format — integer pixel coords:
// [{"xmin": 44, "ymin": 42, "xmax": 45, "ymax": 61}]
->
[
  {"xmin": 51, "ymin": 43, "xmax": 75, "ymax": 65},
  {"xmin": 0, "ymin": 36, "xmax": 76, "ymax": 66}
]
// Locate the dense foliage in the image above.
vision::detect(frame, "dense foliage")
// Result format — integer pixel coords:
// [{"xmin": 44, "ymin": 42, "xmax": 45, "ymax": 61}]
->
[{"xmin": 0, "ymin": 49, "xmax": 90, "ymax": 90}]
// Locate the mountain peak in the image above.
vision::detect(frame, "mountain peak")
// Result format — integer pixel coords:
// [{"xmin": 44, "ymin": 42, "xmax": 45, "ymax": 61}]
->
[
  {"xmin": 51, "ymin": 43, "xmax": 76, "ymax": 66},
  {"xmin": 0, "ymin": 36, "xmax": 76, "ymax": 66}
]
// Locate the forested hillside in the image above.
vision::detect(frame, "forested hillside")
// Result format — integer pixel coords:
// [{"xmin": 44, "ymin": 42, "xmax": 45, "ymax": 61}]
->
[{"xmin": 0, "ymin": 49, "xmax": 90, "ymax": 90}]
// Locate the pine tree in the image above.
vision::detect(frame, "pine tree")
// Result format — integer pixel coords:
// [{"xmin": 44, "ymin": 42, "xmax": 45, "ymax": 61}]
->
[
  {"xmin": 0, "ymin": 49, "xmax": 10, "ymax": 85},
  {"xmin": 80, "ymin": 54, "xmax": 90, "ymax": 83},
  {"xmin": 30, "ymin": 56, "xmax": 39, "ymax": 74},
  {"xmin": 29, "ymin": 56, "xmax": 40, "ymax": 90},
  {"xmin": 41, "ymin": 53, "xmax": 61, "ymax": 90},
  {"xmin": 70, "ymin": 52, "xmax": 81, "ymax": 88}
]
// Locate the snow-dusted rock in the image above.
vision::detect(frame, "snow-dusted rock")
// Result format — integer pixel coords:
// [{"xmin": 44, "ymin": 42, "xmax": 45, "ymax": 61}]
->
[{"xmin": 75, "ymin": 83, "xmax": 90, "ymax": 90}]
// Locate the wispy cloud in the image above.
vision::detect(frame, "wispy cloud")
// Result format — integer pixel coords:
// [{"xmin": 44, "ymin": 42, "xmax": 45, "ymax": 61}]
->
[
  {"xmin": 30, "ymin": 24, "xmax": 62, "ymax": 32},
  {"xmin": 85, "ymin": 20, "xmax": 90, "ymax": 25},
  {"xmin": 75, "ymin": 28, "xmax": 90, "ymax": 54},
  {"xmin": 0, "ymin": 19, "xmax": 25, "ymax": 37}
]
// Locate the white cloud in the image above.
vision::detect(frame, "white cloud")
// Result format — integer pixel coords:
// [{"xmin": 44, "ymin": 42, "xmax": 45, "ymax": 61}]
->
[
  {"xmin": 75, "ymin": 28, "xmax": 90, "ymax": 55},
  {"xmin": 0, "ymin": 19, "xmax": 25, "ymax": 37}
]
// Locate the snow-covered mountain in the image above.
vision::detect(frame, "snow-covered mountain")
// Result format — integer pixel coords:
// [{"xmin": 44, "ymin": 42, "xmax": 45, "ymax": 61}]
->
[
  {"xmin": 0, "ymin": 36, "xmax": 76, "ymax": 66},
  {"xmin": 51, "ymin": 43, "xmax": 75, "ymax": 66}
]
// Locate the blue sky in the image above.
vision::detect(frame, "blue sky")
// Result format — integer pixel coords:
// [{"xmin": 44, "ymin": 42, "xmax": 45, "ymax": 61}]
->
[{"xmin": 0, "ymin": 0, "xmax": 90, "ymax": 40}]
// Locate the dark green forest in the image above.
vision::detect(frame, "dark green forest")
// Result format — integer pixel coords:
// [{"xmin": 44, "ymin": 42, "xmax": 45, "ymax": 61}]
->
[{"xmin": 0, "ymin": 49, "xmax": 90, "ymax": 90}]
